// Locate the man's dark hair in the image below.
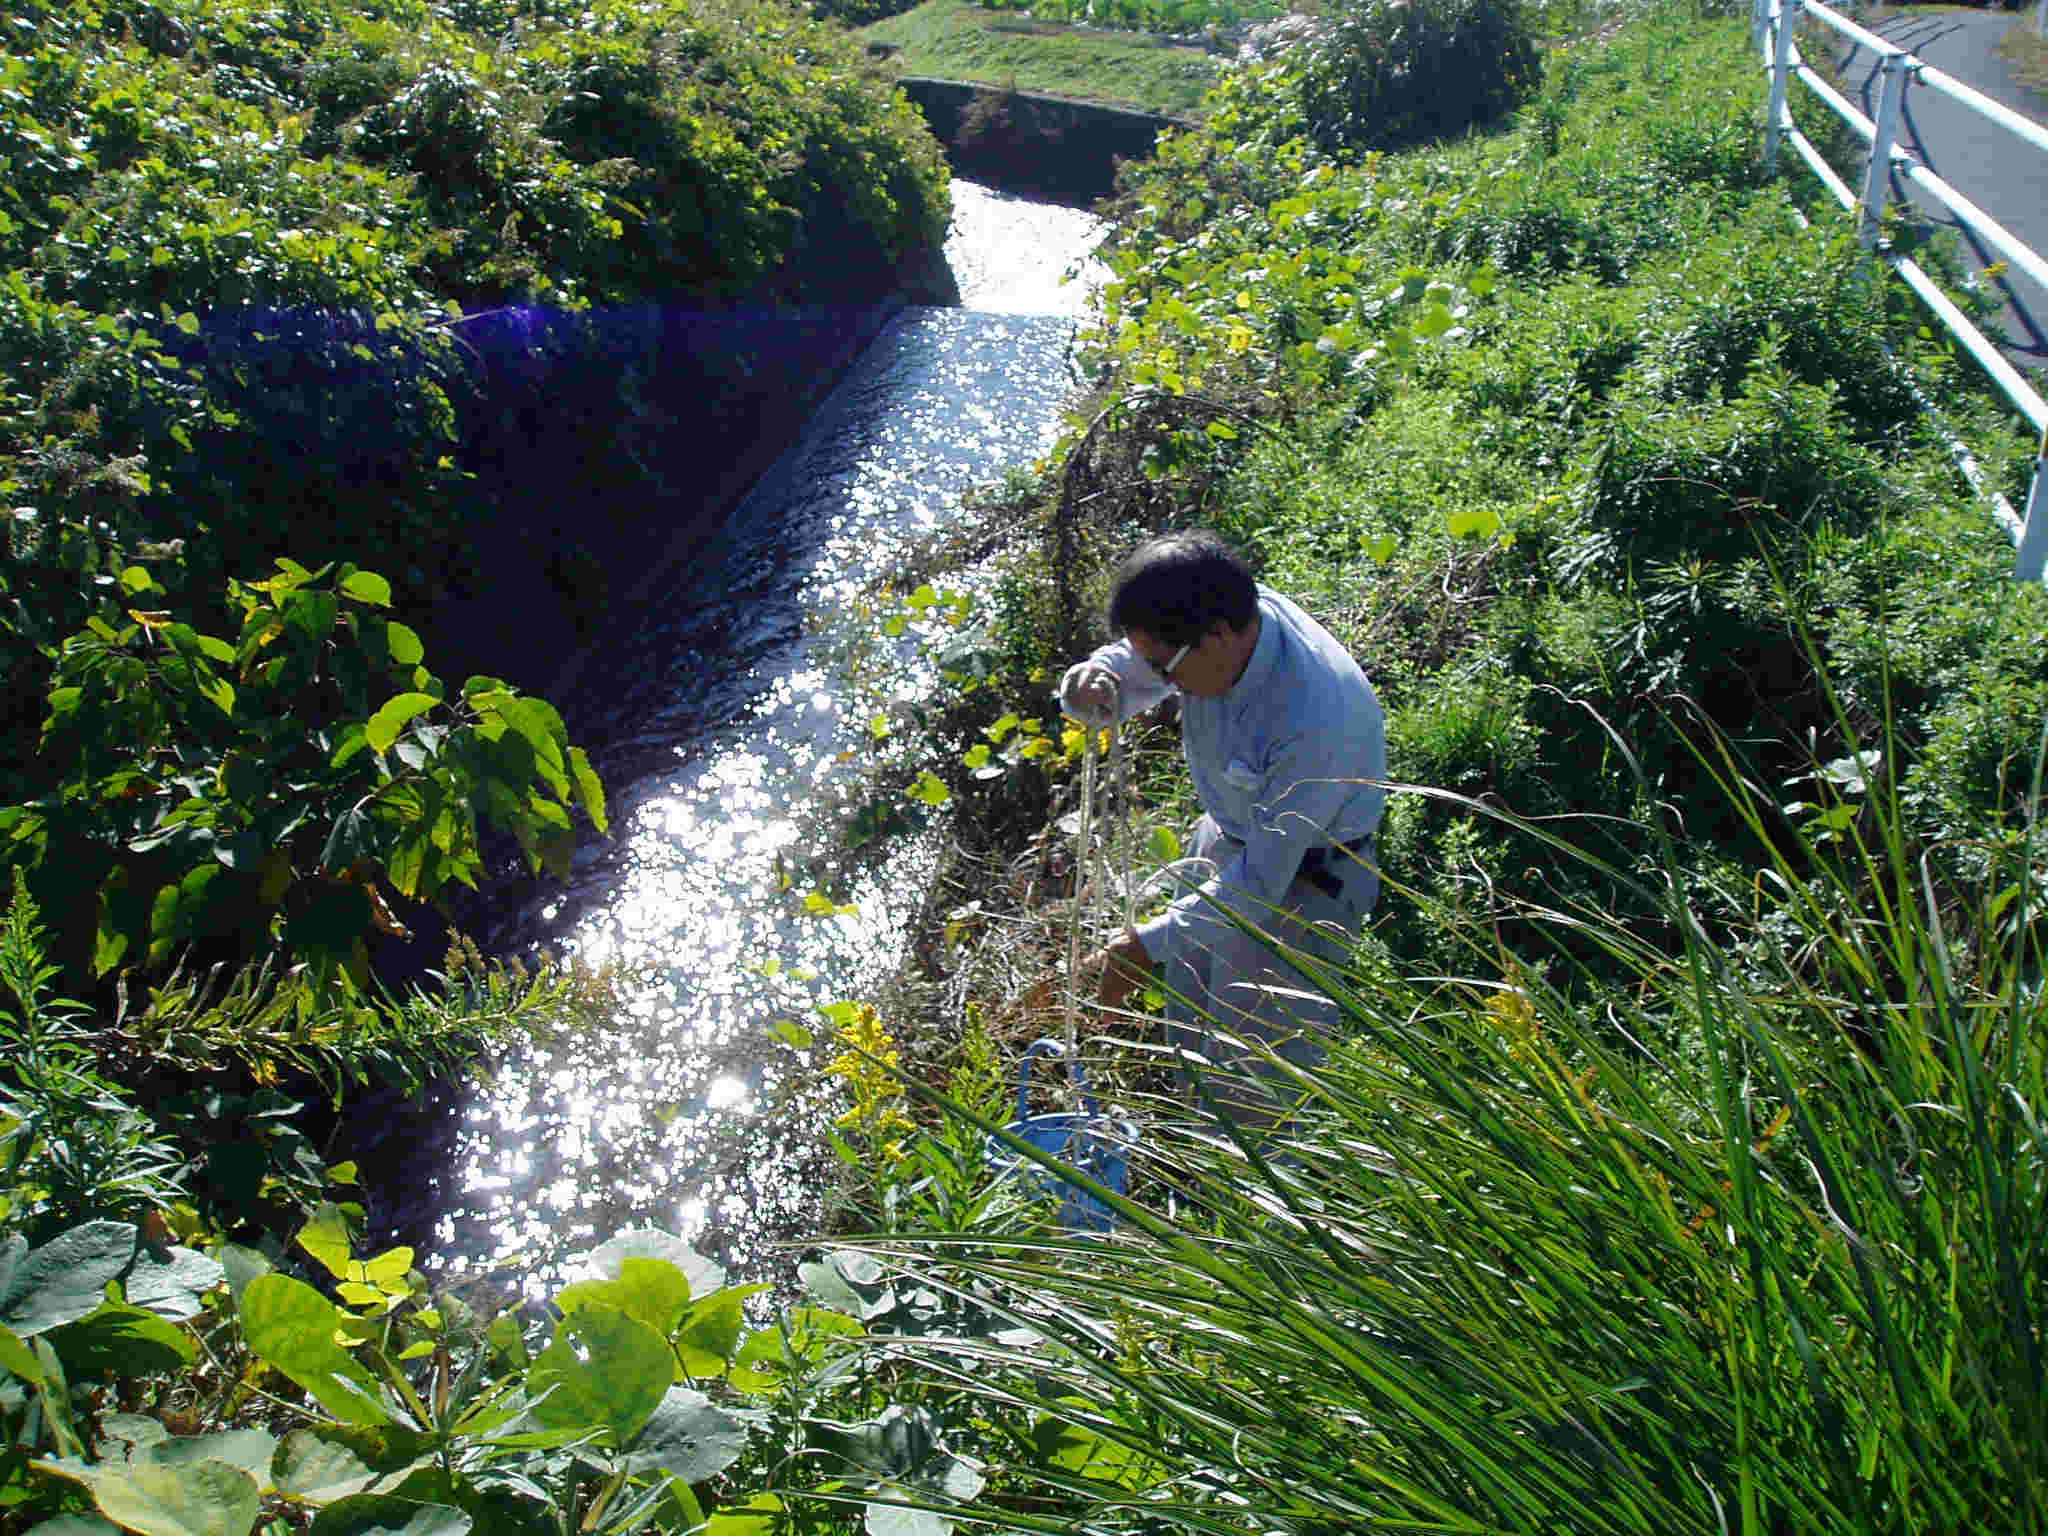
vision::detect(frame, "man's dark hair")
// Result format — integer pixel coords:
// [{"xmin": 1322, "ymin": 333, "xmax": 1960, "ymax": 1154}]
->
[{"xmin": 1106, "ymin": 531, "xmax": 1258, "ymax": 646}]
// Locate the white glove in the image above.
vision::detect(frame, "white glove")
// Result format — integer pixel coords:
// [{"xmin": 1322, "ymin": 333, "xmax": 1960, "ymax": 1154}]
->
[{"xmin": 1058, "ymin": 660, "xmax": 1119, "ymax": 727}]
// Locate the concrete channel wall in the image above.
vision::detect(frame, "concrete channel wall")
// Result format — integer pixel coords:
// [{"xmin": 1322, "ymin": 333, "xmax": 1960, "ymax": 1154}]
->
[{"xmin": 897, "ymin": 75, "xmax": 1190, "ymax": 207}]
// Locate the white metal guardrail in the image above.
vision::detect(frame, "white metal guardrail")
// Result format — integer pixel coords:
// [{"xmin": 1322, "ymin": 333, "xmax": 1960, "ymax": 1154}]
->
[{"xmin": 1753, "ymin": 0, "xmax": 2048, "ymax": 580}]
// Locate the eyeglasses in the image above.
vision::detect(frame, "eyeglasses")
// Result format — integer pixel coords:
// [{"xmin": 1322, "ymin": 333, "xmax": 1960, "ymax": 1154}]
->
[{"xmin": 1148, "ymin": 639, "xmax": 1194, "ymax": 683}]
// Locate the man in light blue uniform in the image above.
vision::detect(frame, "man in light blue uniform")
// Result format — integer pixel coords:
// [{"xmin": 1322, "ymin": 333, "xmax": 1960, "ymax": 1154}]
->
[{"xmin": 1057, "ymin": 531, "xmax": 1386, "ymax": 1112}]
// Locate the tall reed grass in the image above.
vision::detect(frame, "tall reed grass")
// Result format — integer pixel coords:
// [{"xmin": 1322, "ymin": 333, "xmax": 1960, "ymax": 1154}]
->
[{"xmin": 856, "ymin": 709, "xmax": 2047, "ymax": 1533}]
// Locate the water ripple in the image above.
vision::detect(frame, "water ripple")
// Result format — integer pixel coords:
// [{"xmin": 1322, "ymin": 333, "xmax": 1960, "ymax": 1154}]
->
[{"xmin": 438, "ymin": 188, "xmax": 1104, "ymax": 1288}]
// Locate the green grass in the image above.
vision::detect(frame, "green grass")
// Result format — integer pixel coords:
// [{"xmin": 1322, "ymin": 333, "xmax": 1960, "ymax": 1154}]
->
[
  {"xmin": 866, "ymin": 735, "xmax": 2048, "ymax": 1532},
  {"xmin": 856, "ymin": 0, "xmax": 1226, "ymax": 115},
  {"xmin": 1998, "ymin": 13, "xmax": 2048, "ymax": 97}
]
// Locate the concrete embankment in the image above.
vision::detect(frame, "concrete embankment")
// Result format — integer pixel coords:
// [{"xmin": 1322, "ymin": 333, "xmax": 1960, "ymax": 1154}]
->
[{"xmin": 897, "ymin": 76, "xmax": 1188, "ymax": 207}]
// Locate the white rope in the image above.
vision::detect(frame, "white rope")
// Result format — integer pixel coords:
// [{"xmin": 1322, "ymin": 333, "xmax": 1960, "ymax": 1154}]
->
[
  {"xmin": 1059, "ymin": 677, "xmax": 1138, "ymax": 1108},
  {"xmin": 1063, "ymin": 711, "xmax": 1095, "ymax": 1079}
]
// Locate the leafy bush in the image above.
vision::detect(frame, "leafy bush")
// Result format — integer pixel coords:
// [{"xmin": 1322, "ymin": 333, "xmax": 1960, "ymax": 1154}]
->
[
  {"xmin": 0, "ymin": 886, "xmax": 185, "ymax": 1244},
  {"xmin": 1, "ymin": 558, "xmax": 607, "ymax": 989},
  {"xmin": 0, "ymin": 0, "xmax": 954, "ymax": 821},
  {"xmin": 1288, "ymin": 0, "xmax": 1543, "ymax": 159},
  {"xmin": 1577, "ymin": 351, "xmax": 1889, "ymax": 573}
]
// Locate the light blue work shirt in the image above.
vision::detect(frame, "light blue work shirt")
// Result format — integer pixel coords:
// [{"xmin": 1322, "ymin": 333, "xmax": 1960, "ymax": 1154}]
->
[{"xmin": 1072, "ymin": 587, "xmax": 1387, "ymax": 971}]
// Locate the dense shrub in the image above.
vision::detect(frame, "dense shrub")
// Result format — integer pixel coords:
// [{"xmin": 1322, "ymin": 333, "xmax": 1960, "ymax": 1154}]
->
[
  {"xmin": 1, "ymin": 558, "xmax": 608, "ymax": 989},
  {"xmin": 1289, "ymin": 0, "xmax": 1543, "ymax": 158},
  {"xmin": 1066, "ymin": 14, "xmax": 2042, "ymax": 1002},
  {"xmin": 0, "ymin": 0, "xmax": 951, "ymax": 885}
]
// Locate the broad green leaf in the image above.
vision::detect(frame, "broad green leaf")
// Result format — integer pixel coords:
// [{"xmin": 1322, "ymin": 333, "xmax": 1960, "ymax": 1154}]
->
[
  {"xmin": 34, "ymin": 1336, "xmax": 84, "ymax": 1456},
  {"xmin": 786, "ymin": 1307, "xmax": 865, "ymax": 1357},
  {"xmin": 799, "ymin": 1251, "xmax": 890, "ymax": 1318},
  {"xmin": 332, "ymin": 724, "xmax": 371, "ymax": 770},
  {"xmin": 274, "ymin": 1435, "xmax": 397, "ymax": 1505},
  {"xmin": 31, "ymin": 1517, "xmax": 120, "ymax": 1535},
  {"xmin": 276, "ymin": 1424, "xmax": 433, "ymax": 1504},
  {"xmin": 215, "ymin": 1244, "xmax": 271, "ymax": 1312},
  {"xmin": 308, "ymin": 1495, "xmax": 471, "ymax": 1536},
  {"xmin": 340, "ymin": 572, "xmax": 392, "ymax": 607},
  {"xmin": 238, "ymin": 1274, "xmax": 388, "ymax": 1425},
  {"xmin": 386, "ymin": 623, "xmax": 424, "ymax": 667},
  {"xmin": 486, "ymin": 1313, "xmax": 527, "ymax": 1369},
  {"xmin": 143, "ymin": 1429, "xmax": 277, "ymax": 1486},
  {"xmin": 568, "ymin": 746, "xmax": 607, "ymax": 833},
  {"xmin": 198, "ymin": 676, "xmax": 235, "ymax": 717},
  {"xmin": 320, "ymin": 809, "xmax": 376, "ymax": 873},
  {"xmin": 526, "ymin": 1305, "xmax": 671, "ymax": 1447},
  {"xmin": 99, "ymin": 1413, "xmax": 171, "ymax": 1461},
  {"xmin": 866, "ymin": 1503, "xmax": 949, "ymax": 1536},
  {"xmin": 585, "ymin": 1230, "xmax": 725, "ymax": 1299},
  {"xmin": 725, "ymin": 1329, "xmax": 789, "ymax": 1396},
  {"xmin": 366, "ymin": 693, "xmax": 439, "ymax": 755},
  {"xmin": 0, "ymin": 1222, "xmax": 140, "ymax": 1337},
  {"xmin": 296, "ymin": 1206, "xmax": 355, "ymax": 1280},
  {"xmin": 1032, "ymin": 1414, "xmax": 1154, "ymax": 1486},
  {"xmin": 621, "ymin": 1386, "xmax": 746, "ymax": 1482},
  {"xmin": 676, "ymin": 1284, "xmax": 760, "ymax": 1375},
  {"xmin": 813, "ymin": 1404, "xmax": 949, "ymax": 1481},
  {"xmin": 35, "ymin": 1456, "xmax": 261, "ymax": 1536},
  {"xmin": 704, "ymin": 1494, "xmax": 783, "ymax": 1535},
  {"xmin": 905, "ymin": 771, "xmax": 950, "ymax": 807},
  {"xmin": 1146, "ymin": 825, "xmax": 1181, "ymax": 862},
  {"xmin": 47, "ymin": 1299, "xmax": 196, "ymax": 1377},
  {"xmin": 122, "ymin": 1242, "xmax": 225, "ymax": 1319},
  {"xmin": 1446, "ymin": 504, "xmax": 1501, "ymax": 540},
  {"xmin": 554, "ymin": 1256, "xmax": 691, "ymax": 1339},
  {"xmin": 0, "ymin": 1320, "xmax": 43, "ymax": 1382}
]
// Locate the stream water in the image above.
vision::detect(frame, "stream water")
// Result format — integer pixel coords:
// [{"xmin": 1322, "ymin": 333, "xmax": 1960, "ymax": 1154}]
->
[{"xmin": 432, "ymin": 183, "xmax": 1109, "ymax": 1290}]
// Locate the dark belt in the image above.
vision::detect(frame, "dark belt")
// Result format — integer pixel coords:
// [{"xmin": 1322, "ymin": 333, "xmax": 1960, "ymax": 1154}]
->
[{"xmin": 1298, "ymin": 836, "xmax": 1372, "ymax": 901}]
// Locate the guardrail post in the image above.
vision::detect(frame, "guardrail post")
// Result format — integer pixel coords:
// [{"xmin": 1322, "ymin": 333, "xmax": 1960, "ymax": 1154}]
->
[
  {"xmin": 1858, "ymin": 52, "xmax": 1910, "ymax": 249},
  {"xmin": 1764, "ymin": 0, "xmax": 1798, "ymax": 172},
  {"xmin": 1752, "ymin": 0, "xmax": 1769, "ymax": 48},
  {"xmin": 2014, "ymin": 435, "xmax": 2048, "ymax": 582}
]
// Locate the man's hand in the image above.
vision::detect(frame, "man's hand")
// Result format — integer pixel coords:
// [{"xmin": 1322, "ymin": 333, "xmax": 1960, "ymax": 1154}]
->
[
  {"xmin": 1058, "ymin": 661, "xmax": 1119, "ymax": 727},
  {"xmin": 1018, "ymin": 930, "xmax": 1157, "ymax": 1019},
  {"xmin": 1091, "ymin": 929, "xmax": 1156, "ymax": 1012}
]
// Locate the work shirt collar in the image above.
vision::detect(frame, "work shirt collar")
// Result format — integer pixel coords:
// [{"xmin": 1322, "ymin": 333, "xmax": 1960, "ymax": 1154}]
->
[{"xmin": 1222, "ymin": 599, "xmax": 1279, "ymax": 706}]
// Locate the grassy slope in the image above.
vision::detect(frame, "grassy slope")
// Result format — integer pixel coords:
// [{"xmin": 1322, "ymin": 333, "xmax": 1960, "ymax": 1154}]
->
[
  {"xmin": 855, "ymin": 0, "xmax": 1225, "ymax": 114},
  {"xmin": 1998, "ymin": 12, "xmax": 2048, "ymax": 94},
  {"xmin": 824, "ymin": 16, "xmax": 2048, "ymax": 1528}
]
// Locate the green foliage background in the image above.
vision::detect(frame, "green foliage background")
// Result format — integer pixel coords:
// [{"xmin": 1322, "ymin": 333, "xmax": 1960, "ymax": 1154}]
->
[
  {"xmin": 0, "ymin": 0, "xmax": 951, "ymax": 799},
  {"xmin": 2, "ymin": 0, "xmax": 2045, "ymax": 1529}
]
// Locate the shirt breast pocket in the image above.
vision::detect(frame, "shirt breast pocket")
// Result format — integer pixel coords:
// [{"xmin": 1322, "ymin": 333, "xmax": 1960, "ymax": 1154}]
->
[{"xmin": 1216, "ymin": 755, "xmax": 1262, "ymax": 826}]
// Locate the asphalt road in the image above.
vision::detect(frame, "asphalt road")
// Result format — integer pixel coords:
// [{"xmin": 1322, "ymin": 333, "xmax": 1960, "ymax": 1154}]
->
[{"xmin": 1819, "ymin": 7, "xmax": 2048, "ymax": 380}]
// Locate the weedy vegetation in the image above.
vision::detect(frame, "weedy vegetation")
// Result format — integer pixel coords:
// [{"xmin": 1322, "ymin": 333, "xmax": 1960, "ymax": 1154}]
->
[{"xmin": 2, "ymin": 0, "xmax": 2044, "ymax": 1529}]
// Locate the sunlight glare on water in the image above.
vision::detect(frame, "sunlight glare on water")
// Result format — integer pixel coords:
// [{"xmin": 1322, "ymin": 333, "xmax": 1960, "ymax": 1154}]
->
[{"xmin": 437, "ymin": 185, "xmax": 1106, "ymax": 1290}]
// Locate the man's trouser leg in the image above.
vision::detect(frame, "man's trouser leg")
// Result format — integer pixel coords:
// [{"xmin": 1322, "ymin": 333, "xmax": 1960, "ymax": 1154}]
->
[{"xmin": 1161, "ymin": 817, "xmax": 1376, "ymax": 1123}]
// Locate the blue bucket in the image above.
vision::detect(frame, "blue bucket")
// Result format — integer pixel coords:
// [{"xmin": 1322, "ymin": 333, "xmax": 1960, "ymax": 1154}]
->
[{"xmin": 986, "ymin": 1038, "xmax": 1137, "ymax": 1232}]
